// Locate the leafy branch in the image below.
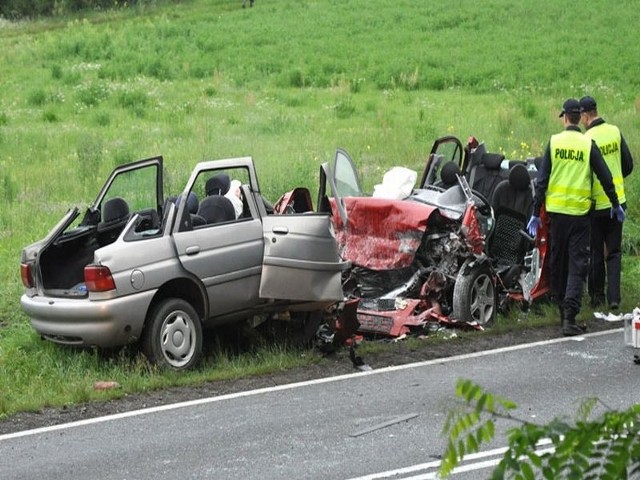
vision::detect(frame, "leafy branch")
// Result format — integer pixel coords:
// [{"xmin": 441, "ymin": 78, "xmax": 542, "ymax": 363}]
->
[{"xmin": 440, "ymin": 379, "xmax": 640, "ymax": 479}]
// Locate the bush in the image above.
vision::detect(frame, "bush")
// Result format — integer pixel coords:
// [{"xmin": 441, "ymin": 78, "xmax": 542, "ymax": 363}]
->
[{"xmin": 440, "ymin": 379, "xmax": 640, "ymax": 479}]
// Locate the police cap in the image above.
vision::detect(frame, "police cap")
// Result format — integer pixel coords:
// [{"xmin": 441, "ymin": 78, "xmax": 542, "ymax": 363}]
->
[
  {"xmin": 559, "ymin": 98, "xmax": 581, "ymax": 117},
  {"xmin": 579, "ymin": 96, "xmax": 597, "ymax": 112}
]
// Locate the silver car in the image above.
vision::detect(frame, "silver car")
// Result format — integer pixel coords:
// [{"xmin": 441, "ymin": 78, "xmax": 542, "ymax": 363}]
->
[{"xmin": 20, "ymin": 156, "xmax": 348, "ymax": 370}]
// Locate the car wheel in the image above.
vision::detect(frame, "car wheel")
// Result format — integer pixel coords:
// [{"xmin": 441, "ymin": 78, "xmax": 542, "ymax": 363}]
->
[
  {"xmin": 142, "ymin": 298, "xmax": 203, "ymax": 370},
  {"xmin": 452, "ymin": 261, "xmax": 496, "ymax": 326}
]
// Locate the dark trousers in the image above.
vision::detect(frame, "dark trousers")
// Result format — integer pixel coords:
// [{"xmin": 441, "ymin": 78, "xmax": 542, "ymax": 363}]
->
[
  {"xmin": 589, "ymin": 210, "xmax": 623, "ymax": 305},
  {"xmin": 549, "ymin": 213, "xmax": 590, "ymax": 314}
]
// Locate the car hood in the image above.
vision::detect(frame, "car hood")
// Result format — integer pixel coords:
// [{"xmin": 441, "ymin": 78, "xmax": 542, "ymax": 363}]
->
[{"xmin": 331, "ymin": 197, "xmax": 438, "ymax": 270}]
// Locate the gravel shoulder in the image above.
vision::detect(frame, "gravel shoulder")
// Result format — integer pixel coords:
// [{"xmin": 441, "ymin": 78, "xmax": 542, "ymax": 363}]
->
[{"xmin": 0, "ymin": 318, "xmax": 624, "ymax": 436}]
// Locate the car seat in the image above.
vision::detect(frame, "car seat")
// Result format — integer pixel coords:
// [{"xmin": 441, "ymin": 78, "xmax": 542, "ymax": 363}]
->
[
  {"xmin": 467, "ymin": 152, "xmax": 506, "ymax": 201},
  {"xmin": 488, "ymin": 163, "xmax": 533, "ymax": 268},
  {"xmin": 185, "ymin": 192, "xmax": 206, "ymax": 227},
  {"xmin": 197, "ymin": 195, "xmax": 236, "ymax": 224},
  {"xmin": 274, "ymin": 187, "xmax": 314, "ymax": 214},
  {"xmin": 97, "ymin": 197, "xmax": 130, "ymax": 245}
]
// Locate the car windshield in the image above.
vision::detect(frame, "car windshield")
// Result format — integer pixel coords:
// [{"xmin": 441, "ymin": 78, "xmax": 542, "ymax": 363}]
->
[{"xmin": 410, "ymin": 184, "xmax": 467, "ymax": 220}]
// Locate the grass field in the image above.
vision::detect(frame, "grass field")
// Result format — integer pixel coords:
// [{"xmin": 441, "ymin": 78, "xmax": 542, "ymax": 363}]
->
[{"xmin": 1, "ymin": 0, "xmax": 639, "ymax": 418}]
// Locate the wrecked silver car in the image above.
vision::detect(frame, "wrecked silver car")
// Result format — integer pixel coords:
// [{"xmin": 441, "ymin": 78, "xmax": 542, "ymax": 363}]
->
[{"xmin": 20, "ymin": 156, "xmax": 348, "ymax": 370}]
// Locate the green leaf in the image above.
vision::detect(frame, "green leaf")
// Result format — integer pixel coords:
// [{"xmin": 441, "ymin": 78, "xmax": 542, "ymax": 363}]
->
[
  {"xmin": 467, "ymin": 384, "xmax": 481, "ymax": 403},
  {"xmin": 458, "ymin": 439, "xmax": 466, "ymax": 458},
  {"xmin": 477, "ymin": 393, "xmax": 487, "ymax": 412},
  {"xmin": 457, "ymin": 379, "xmax": 471, "ymax": 398},
  {"xmin": 527, "ymin": 452, "xmax": 542, "ymax": 468},
  {"xmin": 505, "ymin": 453, "xmax": 520, "ymax": 471},
  {"xmin": 466, "ymin": 432, "xmax": 478, "ymax": 452},
  {"xmin": 485, "ymin": 420, "xmax": 495, "ymax": 440},
  {"xmin": 490, "ymin": 462, "xmax": 505, "ymax": 480},
  {"xmin": 521, "ymin": 462, "xmax": 535, "ymax": 480}
]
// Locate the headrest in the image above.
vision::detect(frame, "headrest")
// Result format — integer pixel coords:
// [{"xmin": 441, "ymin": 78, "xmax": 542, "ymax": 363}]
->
[
  {"xmin": 102, "ymin": 197, "xmax": 129, "ymax": 223},
  {"xmin": 440, "ymin": 161, "xmax": 461, "ymax": 186},
  {"xmin": 205, "ymin": 173, "xmax": 231, "ymax": 196},
  {"xmin": 197, "ymin": 195, "xmax": 235, "ymax": 224},
  {"xmin": 509, "ymin": 164, "xmax": 531, "ymax": 191},
  {"xmin": 186, "ymin": 192, "xmax": 199, "ymax": 214},
  {"xmin": 175, "ymin": 192, "xmax": 199, "ymax": 214},
  {"xmin": 481, "ymin": 153, "xmax": 505, "ymax": 170}
]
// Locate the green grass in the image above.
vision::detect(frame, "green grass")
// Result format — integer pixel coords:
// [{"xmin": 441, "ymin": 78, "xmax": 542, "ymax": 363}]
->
[{"xmin": 1, "ymin": 0, "xmax": 640, "ymax": 418}]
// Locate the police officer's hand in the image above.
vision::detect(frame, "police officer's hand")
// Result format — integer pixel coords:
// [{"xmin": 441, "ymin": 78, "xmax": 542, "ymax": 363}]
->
[
  {"xmin": 611, "ymin": 205, "xmax": 626, "ymax": 223},
  {"xmin": 527, "ymin": 216, "xmax": 541, "ymax": 237}
]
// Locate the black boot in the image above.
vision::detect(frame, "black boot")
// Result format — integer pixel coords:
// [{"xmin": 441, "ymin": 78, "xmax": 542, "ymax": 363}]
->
[{"xmin": 562, "ymin": 308, "xmax": 586, "ymax": 336}]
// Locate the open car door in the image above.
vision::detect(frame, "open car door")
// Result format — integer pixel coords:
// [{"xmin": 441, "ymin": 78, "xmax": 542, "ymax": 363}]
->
[
  {"xmin": 316, "ymin": 148, "xmax": 362, "ymax": 228},
  {"xmin": 260, "ymin": 151, "xmax": 354, "ymax": 303},
  {"xmin": 259, "ymin": 213, "xmax": 347, "ymax": 302},
  {"xmin": 84, "ymin": 156, "xmax": 164, "ymax": 227}
]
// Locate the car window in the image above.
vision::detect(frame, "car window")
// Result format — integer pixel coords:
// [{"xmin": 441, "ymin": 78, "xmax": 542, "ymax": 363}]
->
[
  {"xmin": 102, "ymin": 164, "xmax": 158, "ymax": 214},
  {"xmin": 333, "ymin": 149, "xmax": 362, "ymax": 197},
  {"xmin": 179, "ymin": 166, "xmax": 251, "ymax": 231}
]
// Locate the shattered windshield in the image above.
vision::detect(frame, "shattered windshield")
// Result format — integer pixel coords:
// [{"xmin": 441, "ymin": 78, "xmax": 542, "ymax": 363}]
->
[{"xmin": 410, "ymin": 185, "xmax": 467, "ymax": 220}]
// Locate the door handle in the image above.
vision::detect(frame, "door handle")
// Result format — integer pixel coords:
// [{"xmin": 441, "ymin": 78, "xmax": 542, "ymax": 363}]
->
[
  {"xmin": 185, "ymin": 246, "xmax": 200, "ymax": 255},
  {"xmin": 272, "ymin": 226, "xmax": 289, "ymax": 235}
]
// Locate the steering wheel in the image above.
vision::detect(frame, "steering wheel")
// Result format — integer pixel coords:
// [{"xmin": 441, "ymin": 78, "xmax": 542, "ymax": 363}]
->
[
  {"xmin": 469, "ymin": 189, "xmax": 491, "ymax": 213},
  {"xmin": 470, "ymin": 189, "xmax": 495, "ymax": 237}
]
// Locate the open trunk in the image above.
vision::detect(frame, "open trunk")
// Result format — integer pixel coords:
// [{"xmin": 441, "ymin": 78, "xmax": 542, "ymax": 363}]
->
[
  {"xmin": 39, "ymin": 225, "xmax": 100, "ymax": 297},
  {"xmin": 21, "ymin": 156, "xmax": 164, "ymax": 299}
]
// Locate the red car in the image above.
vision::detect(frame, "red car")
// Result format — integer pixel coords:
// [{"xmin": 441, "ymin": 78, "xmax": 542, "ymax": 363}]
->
[{"xmin": 309, "ymin": 136, "xmax": 551, "ymax": 338}]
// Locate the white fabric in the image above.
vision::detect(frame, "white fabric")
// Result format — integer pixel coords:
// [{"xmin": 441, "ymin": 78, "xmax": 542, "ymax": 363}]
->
[
  {"xmin": 225, "ymin": 179, "xmax": 243, "ymax": 218},
  {"xmin": 372, "ymin": 167, "xmax": 417, "ymax": 200}
]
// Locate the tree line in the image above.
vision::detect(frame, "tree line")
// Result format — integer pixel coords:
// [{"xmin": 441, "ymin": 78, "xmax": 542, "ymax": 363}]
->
[{"xmin": 1, "ymin": 0, "xmax": 143, "ymax": 19}]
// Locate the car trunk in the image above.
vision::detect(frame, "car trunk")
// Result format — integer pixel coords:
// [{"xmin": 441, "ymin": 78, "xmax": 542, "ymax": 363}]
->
[{"xmin": 37, "ymin": 226, "xmax": 100, "ymax": 297}]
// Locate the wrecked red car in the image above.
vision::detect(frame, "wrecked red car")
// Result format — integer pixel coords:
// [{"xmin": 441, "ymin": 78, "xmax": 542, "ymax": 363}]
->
[{"xmin": 279, "ymin": 136, "xmax": 551, "ymax": 339}]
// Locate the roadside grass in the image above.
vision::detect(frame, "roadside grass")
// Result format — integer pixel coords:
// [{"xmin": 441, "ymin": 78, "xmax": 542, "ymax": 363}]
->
[
  {"xmin": 0, "ymin": 324, "xmax": 323, "ymax": 417},
  {"xmin": 1, "ymin": 0, "xmax": 640, "ymax": 418}
]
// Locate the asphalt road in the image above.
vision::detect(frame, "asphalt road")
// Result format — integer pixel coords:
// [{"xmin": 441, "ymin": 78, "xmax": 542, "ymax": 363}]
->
[{"xmin": 1, "ymin": 328, "xmax": 637, "ymax": 480}]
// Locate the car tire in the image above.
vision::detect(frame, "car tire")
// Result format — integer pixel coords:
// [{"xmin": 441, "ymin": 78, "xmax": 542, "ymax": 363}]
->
[
  {"xmin": 452, "ymin": 261, "xmax": 496, "ymax": 326},
  {"xmin": 142, "ymin": 298, "xmax": 203, "ymax": 370}
]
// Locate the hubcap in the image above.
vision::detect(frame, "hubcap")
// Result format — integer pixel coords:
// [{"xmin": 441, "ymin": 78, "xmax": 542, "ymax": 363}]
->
[
  {"xmin": 160, "ymin": 311, "xmax": 195, "ymax": 368},
  {"xmin": 470, "ymin": 273, "xmax": 495, "ymax": 325}
]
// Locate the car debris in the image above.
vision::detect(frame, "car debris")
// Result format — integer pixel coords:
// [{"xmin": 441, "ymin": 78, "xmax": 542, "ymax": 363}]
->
[{"xmin": 287, "ymin": 137, "xmax": 552, "ymax": 340}]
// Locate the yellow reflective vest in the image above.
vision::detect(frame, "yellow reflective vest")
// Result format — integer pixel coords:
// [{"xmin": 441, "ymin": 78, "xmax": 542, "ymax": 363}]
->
[
  {"xmin": 546, "ymin": 130, "xmax": 593, "ymax": 215},
  {"xmin": 585, "ymin": 123, "xmax": 625, "ymax": 210}
]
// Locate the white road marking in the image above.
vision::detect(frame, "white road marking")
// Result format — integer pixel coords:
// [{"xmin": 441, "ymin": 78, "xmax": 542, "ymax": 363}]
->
[
  {"xmin": 0, "ymin": 329, "xmax": 620, "ymax": 442},
  {"xmin": 346, "ymin": 440, "xmax": 554, "ymax": 479}
]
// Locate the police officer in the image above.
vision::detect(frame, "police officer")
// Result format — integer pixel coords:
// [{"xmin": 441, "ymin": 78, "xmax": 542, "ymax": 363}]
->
[
  {"xmin": 527, "ymin": 98, "xmax": 623, "ymax": 336},
  {"xmin": 580, "ymin": 96, "xmax": 634, "ymax": 310}
]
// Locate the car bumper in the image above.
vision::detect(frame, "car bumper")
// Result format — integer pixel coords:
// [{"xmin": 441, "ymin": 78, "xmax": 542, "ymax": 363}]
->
[{"xmin": 20, "ymin": 290, "xmax": 156, "ymax": 348}]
